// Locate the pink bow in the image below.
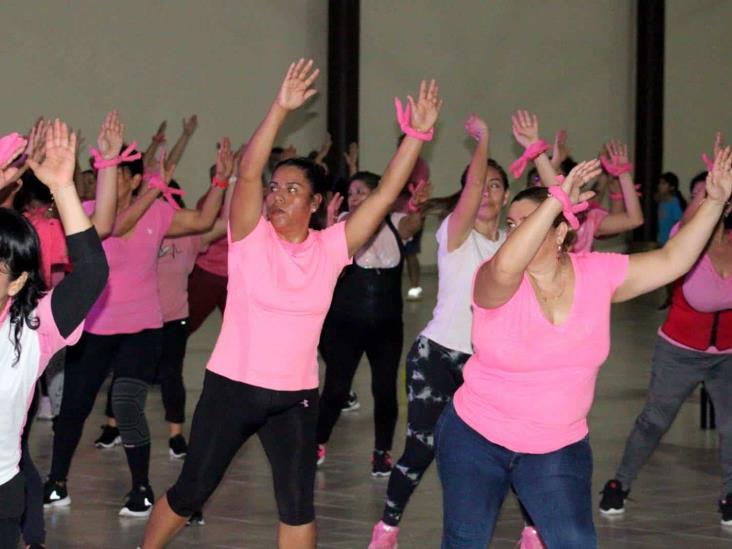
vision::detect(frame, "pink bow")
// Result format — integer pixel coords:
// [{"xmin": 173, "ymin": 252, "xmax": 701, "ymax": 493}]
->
[
  {"xmin": 509, "ymin": 140, "xmax": 549, "ymax": 179},
  {"xmin": 0, "ymin": 133, "xmax": 28, "ymax": 167},
  {"xmin": 394, "ymin": 98, "xmax": 434, "ymax": 142},
  {"xmin": 599, "ymin": 155, "xmax": 633, "ymax": 177},
  {"xmin": 548, "ymin": 182, "xmax": 588, "ymax": 230},
  {"xmin": 90, "ymin": 141, "xmax": 142, "ymax": 170},
  {"xmin": 144, "ymin": 172, "xmax": 185, "ymax": 210},
  {"xmin": 702, "ymin": 153, "xmax": 714, "ymax": 172}
]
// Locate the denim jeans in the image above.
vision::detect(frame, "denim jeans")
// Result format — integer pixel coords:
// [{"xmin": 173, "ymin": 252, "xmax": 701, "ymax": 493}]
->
[{"xmin": 435, "ymin": 402, "xmax": 596, "ymax": 549}]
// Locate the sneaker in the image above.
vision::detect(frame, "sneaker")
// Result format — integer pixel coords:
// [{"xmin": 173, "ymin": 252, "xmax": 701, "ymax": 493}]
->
[
  {"xmin": 27, "ymin": 544, "xmax": 46, "ymax": 549},
  {"xmin": 519, "ymin": 526, "xmax": 547, "ymax": 549},
  {"xmin": 368, "ymin": 520, "xmax": 399, "ymax": 549},
  {"xmin": 169, "ymin": 434, "xmax": 188, "ymax": 459},
  {"xmin": 342, "ymin": 391, "xmax": 361, "ymax": 412},
  {"xmin": 43, "ymin": 479, "xmax": 70, "ymax": 508},
  {"xmin": 406, "ymin": 287, "xmax": 423, "ymax": 301},
  {"xmin": 719, "ymin": 493, "xmax": 732, "ymax": 525},
  {"xmin": 119, "ymin": 484, "xmax": 155, "ymax": 517},
  {"xmin": 317, "ymin": 444, "xmax": 326, "ymax": 466},
  {"xmin": 599, "ymin": 479, "xmax": 629, "ymax": 515},
  {"xmin": 186, "ymin": 510, "xmax": 206, "ymax": 526},
  {"xmin": 36, "ymin": 395, "xmax": 54, "ymax": 420},
  {"xmin": 371, "ymin": 450, "xmax": 393, "ymax": 478},
  {"xmin": 94, "ymin": 425, "xmax": 121, "ymax": 449}
]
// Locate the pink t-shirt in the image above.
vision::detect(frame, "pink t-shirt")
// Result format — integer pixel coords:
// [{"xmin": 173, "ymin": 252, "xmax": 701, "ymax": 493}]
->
[
  {"xmin": 195, "ymin": 236, "xmax": 228, "ymax": 278},
  {"xmin": 158, "ymin": 235, "xmax": 203, "ymax": 322},
  {"xmin": 83, "ymin": 200, "xmax": 175, "ymax": 335},
  {"xmin": 24, "ymin": 208, "xmax": 68, "ymax": 287},
  {"xmin": 454, "ymin": 251, "xmax": 629, "ymax": 454},
  {"xmin": 206, "ymin": 216, "xmax": 351, "ymax": 390},
  {"xmin": 573, "ymin": 207, "xmax": 608, "ymax": 253}
]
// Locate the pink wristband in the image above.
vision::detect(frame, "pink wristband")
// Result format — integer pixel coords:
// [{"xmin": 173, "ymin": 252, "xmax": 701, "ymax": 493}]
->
[
  {"xmin": 509, "ymin": 140, "xmax": 550, "ymax": 179},
  {"xmin": 0, "ymin": 133, "xmax": 27, "ymax": 167},
  {"xmin": 609, "ymin": 192, "xmax": 624, "ymax": 201},
  {"xmin": 600, "ymin": 155, "xmax": 633, "ymax": 177},
  {"xmin": 702, "ymin": 153, "xmax": 714, "ymax": 172},
  {"xmin": 548, "ymin": 185, "xmax": 588, "ymax": 230},
  {"xmin": 90, "ymin": 141, "xmax": 142, "ymax": 170},
  {"xmin": 394, "ymin": 98, "xmax": 434, "ymax": 142},
  {"xmin": 144, "ymin": 172, "xmax": 185, "ymax": 210}
]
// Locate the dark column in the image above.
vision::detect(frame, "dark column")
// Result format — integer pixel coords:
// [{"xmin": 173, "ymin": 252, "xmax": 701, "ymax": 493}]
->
[
  {"xmin": 633, "ymin": 0, "xmax": 665, "ymax": 242},
  {"xmin": 327, "ymin": 0, "xmax": 359, "ymax": 183}
]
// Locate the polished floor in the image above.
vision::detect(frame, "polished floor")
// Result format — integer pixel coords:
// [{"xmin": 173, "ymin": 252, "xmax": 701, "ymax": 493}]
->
[{"xmin": 29, "ymin": 273, "xmax": 732, "ymax": 548}]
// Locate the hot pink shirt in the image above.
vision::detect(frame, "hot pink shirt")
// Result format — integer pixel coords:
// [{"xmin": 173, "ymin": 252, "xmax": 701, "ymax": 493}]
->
[
  {"xmin": 24, "ymin": 208, "xmax": 68, "ymax": 287},
  {"xmin": 158, "ymin": 235, "xmax": 203, "ymax": 322},
  {"xmin": 195, "ymin": 236, "xmax": 228, "ymax": 278},
  {"xmin": 206, "ymin": 216, "xmax": 351, "ymax": 390},
  {"xmin": 83, "ymin": 200, "xmax": 175, "ymax": 335},
  {"xmin": 454, "ymin": 252, "xmax": 629, "ymax": 454},
  {"xmin": 573, "ymin": 207, "xmax": 608, "ymax": 253}
]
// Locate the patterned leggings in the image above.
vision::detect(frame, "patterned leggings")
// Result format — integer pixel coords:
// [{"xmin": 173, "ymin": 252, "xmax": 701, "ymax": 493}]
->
[{"xmin": 382, "ymin": 336, "xmax": 469, "ymax": 526}]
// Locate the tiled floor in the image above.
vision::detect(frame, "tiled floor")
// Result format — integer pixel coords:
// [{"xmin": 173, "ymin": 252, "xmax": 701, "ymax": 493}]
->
[{"xmin": 29, "ymin": 274, "xmax": 732, "ymax": 547}]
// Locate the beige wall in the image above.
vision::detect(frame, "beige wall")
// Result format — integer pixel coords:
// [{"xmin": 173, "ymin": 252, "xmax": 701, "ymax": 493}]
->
[
  {"xmin": 361, "ymin": 1, "xmax": 635, "ymax": 265},
  {"xmin": 0, "ymin": 0, "xmax": 328, "ymax": 199}
]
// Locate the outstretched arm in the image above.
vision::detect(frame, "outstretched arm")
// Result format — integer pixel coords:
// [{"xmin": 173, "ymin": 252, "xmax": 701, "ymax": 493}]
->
[
  {"xmin": 165, "ymin": 115, "xmax": 197, "ymax": 171},
  {"xmin": 89, "ymin": 111, "xmax": 125, "ymax": 238},
  {"xmin": 398, "ymin": 179, "xmax": 432, "ymax": 240},
  {"xmin": 595, "ymin": 140, "xmax": 643, "ymax": 235},
  {"xmin": 512, "ymin": 110, "xmax": 557, "ymax": 187},
  {"xmin": 345, "ymin": 80, "xmax": 442, "ymax": 256}
]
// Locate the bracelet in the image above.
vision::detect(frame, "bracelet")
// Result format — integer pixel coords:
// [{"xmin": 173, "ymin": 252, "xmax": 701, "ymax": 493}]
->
[
  {"xmin": 212, "ymin": 177, "xmax": 229, "ymax": 189},
  {"xmin": 599, "ymin": 155, "xmax": 633, "ymax": 177},
  {"xmin": 547, "ymin": 185, "xmax": 588, "ymax": 230},
  {"xmin": 509, "ymin": 140, "xmax": 550, "ymax": 179},
  {"xmin": 90, "ymin": 141, "xmax": 141, "ymax": 170},
  {"xmin": 394, "ymin": 98, "xmax": 434, "ymax": 142}
]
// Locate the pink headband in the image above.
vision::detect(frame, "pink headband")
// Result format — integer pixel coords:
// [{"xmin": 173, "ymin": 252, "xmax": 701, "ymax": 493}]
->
[
  {"xmin": 548, "ymin": 180, "xmax": 588, "ymax": 230},
  {"xmin": 90, "ymin": 141, "xmax": 142, "ymax": 170},
  {"xmin": 599, "ymin": 155, "xmax": 633, "ymax": 177},
  {"xmin": 509, "ymin": 140, "xmax": 549, "ymax": 179},
  {"xmin": 394, "ymin": 98, "xmax": 434, "ymax": 142},
  {"xmin": 0, "ymin": 133, "xmax": 27, "ymax": 167}
]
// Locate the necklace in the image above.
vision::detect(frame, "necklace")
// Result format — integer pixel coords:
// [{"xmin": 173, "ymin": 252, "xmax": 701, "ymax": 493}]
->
[{"xmin": 529, "ymin": 262, "xmax": 567, "ymax": 302}]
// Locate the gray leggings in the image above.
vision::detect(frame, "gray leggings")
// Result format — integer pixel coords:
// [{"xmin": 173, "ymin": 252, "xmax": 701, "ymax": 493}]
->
[{"xmin": 615, "ymin": 336, "xmax": 732, "ymax": 497}]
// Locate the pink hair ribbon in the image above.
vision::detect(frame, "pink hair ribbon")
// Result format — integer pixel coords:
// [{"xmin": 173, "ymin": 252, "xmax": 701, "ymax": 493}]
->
[
  {"xmin": 394, "ymin": 98, "xmax": 434, "ymax": 142},
  {"xmin": 702, "ymin": 153, "xmax": 714, "ymax": 172},
  {"xmin": 548, "ymin": 183, "xmax": 588, "ymax": 230},
  {"xmin": 509, "ymin": 140, "xmax": 549, "ymax": 179},
  {"xmin": 144, "ymin": 172, "xmax": 185, "ymax": 210},
  {"xmin": 90, "ymin": 141, "xmax": 142, "ymax": 170},
  {"xmin": 599, "ymin": 155, "xmax": 633, "ymax": 177},
  {"xmin": 0, "ymin": 133, "xmax": 28, "ymax": 167}
]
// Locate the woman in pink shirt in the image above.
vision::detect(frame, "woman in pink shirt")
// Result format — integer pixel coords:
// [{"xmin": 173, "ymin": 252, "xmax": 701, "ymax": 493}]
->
[
  {"xmin": 141, "ymin": 59, "xmax": 442, "ymax": 549},
  {"xmin": 434, "ymin": 124, "xmax": 732, "ymax": 548}
]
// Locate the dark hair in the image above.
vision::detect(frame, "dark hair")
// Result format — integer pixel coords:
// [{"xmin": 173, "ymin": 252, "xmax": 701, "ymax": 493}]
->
[
  {"xmin": 349, "ymin": 170, "xmax": 380, "ymax": 191},
  {"xmin": 272, "ymin": 157, "xmax": 328, "ymax": 229},
  {"xmin": 511, "ymin": 186, "xmax": 577, "ymax": 252},
  {"xmin": 166, "ymin": 180, "xmax": 186, "ymax": 209},
  {"xmin": 13, "ymin": 170, "xmax": 53, "ymax": 212},
  {"xmin": 271, "ymin": 147, "xmax": 284, "ymax": 155},
  {"xmin": 659, "ymin": 171, "xmax": 687, "ymax": 210},
  {"xmin": 0, "ymin": 208, "xmax": 46, "ymax": 365},
  {"xmin": 560, "ymin": 156, "xmax": 577, "ymax": 176},
  {"xmin": 117, "ymin": 145, "xmax": 144, "ymax": 178},
  {"xmin": 525, "ymin": 167, "xmax": 541, "ymax": 188},
  {"xmin": 688, "ymin": 171, "xmax": 707, "ymax": 196}
]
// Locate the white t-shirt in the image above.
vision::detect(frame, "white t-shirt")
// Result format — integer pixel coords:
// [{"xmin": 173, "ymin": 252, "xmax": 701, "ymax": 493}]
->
[
  {"xmin": 339, "ymin": 212, "xmax": 407, "ymax": 269},
  {"xmin": 421, "ymin": 214, "xmax": 506, "ymax": 354}
]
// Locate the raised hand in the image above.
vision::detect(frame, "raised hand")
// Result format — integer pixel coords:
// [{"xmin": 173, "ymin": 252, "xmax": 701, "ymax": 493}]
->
[
  {"xmin": 343, "ymin": 142, "xmax": 359, "ymax": 172},
  {"xmin": 465, "ymin": 114, "xmax": 489, "ymax": 142},
  {"xmin": 277, "ymin": 59, "xmax": 320, "ymax": 111},
  {"xmin": 182, "ymin": 115, "xmax": 198, "ymax": 137},
  {"xmin": 552, "ymin": 129, "xmax": 569, "ymax": 163},
  {"xmin": 408, "ymin": 179, "xmax": 433, "ymax": 210},
  {"xmin": 97, "ymin": 111, "xmax": 124, "ymax": 160},
  {"xmin": 326, "ymin": 192, "xmax": 344, "ymax": 227},
  {"xmin": 153, "ymin": 120, "xmax": 167, "ymax": 143},
  {"xmin": 215, "ymin": 137, "xmax": 235, "ymax": 181},
  {"xmin": 605, "ymin": 139, "xmax": 629, "ymax": 164},
  {"xmin": 27, "ymin": 119, "xmax": 77, "ymax": 190},
  {"xmin": 560, "ymin": 160, "xmax": 601, "ymax": 205},
  {"xmin": 408, "ymin": 79, "xmax": 442, "ymax": 133},
  {"xmin": 706, "ymin": 146, "xmax": 732, "ymax": 205},
  {"xmin": 511, "ymin": 110, "xmax": 540, "ymax": 148},
  {"xmin": 714, "ymin": 132, "xmax": 725, "ymax": 159}
]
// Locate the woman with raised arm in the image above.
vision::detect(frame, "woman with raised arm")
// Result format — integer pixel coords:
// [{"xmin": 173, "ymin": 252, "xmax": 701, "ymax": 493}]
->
[
  {"xmin": 141, "ymin": 59, "xmax": 441, "ymax": 549},
  {"xmin": 0, "ymin": 121, "xmax": 108, "ymax": 549},
  {"xmin": 434, "ymin": 149, "xmax": 732, "ymax": 548},
  {"xmin": 369, "ymin": 114, "xmax": 510, "ymax": 548},
  {"xmin": 43, "ymin": 117, "xmax": 227, "ymax": 518}
]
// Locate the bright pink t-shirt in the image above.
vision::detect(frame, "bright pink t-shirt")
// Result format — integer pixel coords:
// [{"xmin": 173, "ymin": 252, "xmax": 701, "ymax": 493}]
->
[
  {"xmin": 195, "ymin": 236, "xmax": 228, "ymax": 278},
  {"xmin": 24, "ymin": 208, "xmax": 68, "ymax": 287},
  {"xmin": 573, "ymin": 207, "xmax": 608, "ymax": 253},
  {"xmin": 454, "ymin": 251, "xmax": 629, "ymax": 454},
  {"xmin": 83, "ymin": 200, "xmax": 175, "ymax": 335},
  {"xmin": 158, "ymin": 235, "xmax": 203, "ymax": 322},
  {"xmin": 206, "ymin": 216, "xmax": 351, "ymax": 390}
]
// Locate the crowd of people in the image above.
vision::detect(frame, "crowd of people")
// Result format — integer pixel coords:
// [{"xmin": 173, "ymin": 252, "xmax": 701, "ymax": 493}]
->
[{"xmin": 1, "ymin": 58, "xmax": 731, "ymax": 549}]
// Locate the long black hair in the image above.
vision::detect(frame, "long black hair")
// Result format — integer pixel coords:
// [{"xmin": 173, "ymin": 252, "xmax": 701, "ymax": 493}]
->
[
  {"xmin": 272, "ymin": 157, "xmax": 329, "ymax": 230},
  {"xmin": 661, "ymin": 171, "xmax": 687, "ymax": 210},
  {"xmin": 0, "ymin": 208, "xmax": 46, "ymax": 365}
]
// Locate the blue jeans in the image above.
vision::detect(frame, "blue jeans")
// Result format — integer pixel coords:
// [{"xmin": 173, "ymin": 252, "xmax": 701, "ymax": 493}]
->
[{"xmin": 435, "ymin": 403, "xmax": 596, "ymax": 549}]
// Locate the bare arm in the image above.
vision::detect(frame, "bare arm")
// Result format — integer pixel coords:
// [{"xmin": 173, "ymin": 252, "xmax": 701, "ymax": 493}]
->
[
  {"xmin": 346, "ymin": 80, "xmax": 442, "ymax": 256},
  {"xmin": 595, "ymin": 140, "xmax": 644, "ymax": 235},
  {"xmin": 143, "ymin": 120, "xmax": 166, "ymax": 170},
  {"xmin": 165, "ymin": 116, "xmax": 197, "ymax": 171},
  {"xmin": 398, "ymin": 179, "xmax": 432, "ymax": 240},
  {"xmin": 89, "ymin": 111, "xmax": 125, "ymax": 238},
  {"xmin": 511, "ymin": 110, "xmax": 559, "ymax": 189}
]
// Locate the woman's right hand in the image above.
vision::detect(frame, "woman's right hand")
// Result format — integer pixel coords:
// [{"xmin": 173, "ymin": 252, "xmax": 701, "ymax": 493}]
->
[
  {"xmin": 215, "ymin": 137, "xmax": 235, "ymax": 181},
  {"xmin": 511, "ymin": 110, "xmax": 540, "ymax": 148},
  {"xmin": 97, "ymin": 111, "xmax": 124, "ymax": 160},
  {"xmin": 464, "ymin": 114, "xmax": 489, "ymax": 142},
  {"xmin": 27, "ymin": 119, "xmax": 77, "ymax": 190},
  {"xmin": 326, "ymin": 192, "xmax": 344, "ymax": 227},
  {"xmin": 276, "ymin": 59, "xmax": 320, "ymax": 111},
  {"xmin": 560, "ymin": 160, "xmax": 602, "ymax": 204},
  {"xmin": 706, "ymin": 146, "xmax": 732, "ymax": 206}
]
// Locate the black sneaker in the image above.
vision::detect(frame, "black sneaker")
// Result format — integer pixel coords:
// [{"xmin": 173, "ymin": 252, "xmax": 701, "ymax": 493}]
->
[
  {"xmin": 43, "ymin": 479, "xmax": 70, "ymax": 508},
  {"xmin": 599, "ymin": 479, "xmax": 629, "ymax": 515},
  {"xmin": 187, "ymin": 510, "xmax": 206, "ymax": 526},
  {"xmin": 94, "ymin": 425, "xmax": 121, "ymax": 449},
  {"xmin": 342, "ymin": 391, "xmax": 361, "ymax": 412},
  {"xmin": 371, "ymin": 450, "xmax": 393, "ymax": 478},
  {"xmin": 119, "ymin": 484, "xmax": 155, "ymax": 517},
  {"xmin": 719, "ymin": 493, "xmax": 732, "ymax": 525},
  {"xmin": 169, "ymin": 434, "xmax": 188, "ymax": 459}
]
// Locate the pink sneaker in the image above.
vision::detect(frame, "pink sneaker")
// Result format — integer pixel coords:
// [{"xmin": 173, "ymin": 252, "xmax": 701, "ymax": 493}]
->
[
  {"xmin": 368, "ymin": 520, "xmax": 399, "ymax": 549},
  {"xmin": 317, "ymin": 444, "xmax": 326, "ymax": 466},
  {"xmin": 519, "ymin": 526, "xmax": 546, "ymax": 549}
]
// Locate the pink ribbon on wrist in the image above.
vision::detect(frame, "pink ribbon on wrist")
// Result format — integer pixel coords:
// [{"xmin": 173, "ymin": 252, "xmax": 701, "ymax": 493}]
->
[
  {"xmin": 702, "ymin": 153, "xmax": 714, "ymax": 172},
  {"xmin": 548, "ymin": 184, "xmax": 588, "ymax": 230},
  {"xmin": 0, "ymin": 133, "xmax": 28, "ymax": 167},
  {"xmin": 144, "ymin": 172, "xmax": 185, "ymax": 210},
  {"xmin": 90, "ymin": 141, "xmax": 142, "ymax": 170},
  {"xmin": 509, "ymin": 140, "xmax": 549, "ymax": 179},
  {"xmin": 609, "ymin": 192, "xmax": 624, "ymax": 201},
  {"xmin": 394, "ymin": 98, "xmax": 434, "ymax": 142},
  {"xmin": 599, "ymin": 155, "xmax": 633, "ymax": 177}
]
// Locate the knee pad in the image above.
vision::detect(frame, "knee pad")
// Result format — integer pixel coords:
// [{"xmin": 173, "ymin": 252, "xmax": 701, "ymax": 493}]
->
[{"xmin": 111, "ymin": 377, "xmax": 150, "ymax": 447}]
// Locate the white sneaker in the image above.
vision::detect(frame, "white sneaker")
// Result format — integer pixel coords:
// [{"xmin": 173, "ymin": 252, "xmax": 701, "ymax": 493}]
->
[
  {"xmin": 37, "ymin": 396, "xmax": 54, "ymax": 420},
  {"xmin": 406, "ymin": 287, "xmax": 423, "ymax": 301}
]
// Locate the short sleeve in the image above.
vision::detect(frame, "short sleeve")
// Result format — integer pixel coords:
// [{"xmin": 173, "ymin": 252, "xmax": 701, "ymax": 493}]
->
[
  {"xmin": 591, "ymin": 252, "xmax": 630, "ymax": 294},
  {"xmin": 228, "ymin": 215, "xmax": 268, "ymax": 248},
  {"xmin": 155, "ymin": 200, "xmax": 176, "ymax": 236},
  {"xmin": 36, "ymin": 290, "xmax": 84, "ymax": 376},
  {"xmin": 319, "ymin": 220, "xmax": 353, "ymax": 272}
]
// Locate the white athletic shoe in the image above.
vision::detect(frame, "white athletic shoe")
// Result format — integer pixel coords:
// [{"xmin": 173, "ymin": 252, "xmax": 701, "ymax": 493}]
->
[{"xmin": 406, "ymin": 287, "xmax": 423, "ymax": 301}]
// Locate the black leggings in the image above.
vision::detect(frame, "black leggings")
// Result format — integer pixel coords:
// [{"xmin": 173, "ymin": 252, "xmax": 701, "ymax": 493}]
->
[
  {"xmin": 21, "ymin": 389, "xmax": 44, "ymax": 546},
  {"xmin": 317, "ymin": 311, "xmax": 402, "ymax": 451},
  {"xmin": 168, "ymin": 371, "xmax": 319, "ymax": 525},
  {"xmin": 0, "ymin": 473, "xmax": 24, "ymax": 549}
]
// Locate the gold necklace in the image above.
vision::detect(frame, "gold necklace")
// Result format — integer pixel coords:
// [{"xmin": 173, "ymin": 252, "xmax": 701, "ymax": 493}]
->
[{"xmin": 529, "ymin": 262, "xmax": 567, "ymax": 302}]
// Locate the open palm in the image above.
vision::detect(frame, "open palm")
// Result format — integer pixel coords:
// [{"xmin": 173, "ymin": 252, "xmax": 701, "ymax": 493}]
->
[
  {"xmin": 277, "ymin": 59, "xmax": 320, "ymax": 111},
  {"xmin": 512, "ymin": 110, "xmax": 540, "ymax": 148},
  {"xmin": 561, "ymin": 160, "xmax": 601, "ymax": 204},
  {"xmin": 408, "ymin": 79, "xmax": 442, "ymax": 133},
  {"xmin": 27, "ymin": 119, "xmax": 76, "ymax": 189},
  {"xmin": 97, "ymin": 110, "xmax": 124, "ymax": 159},
  {"xmin": 707, "ymin": 147, "xmax": 732, "ymax": 204}
]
